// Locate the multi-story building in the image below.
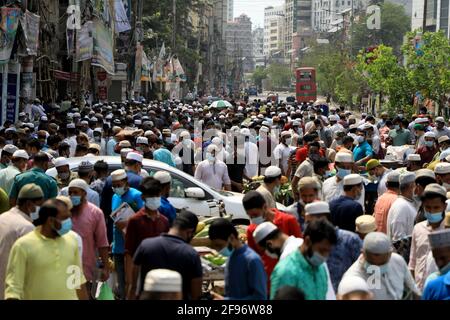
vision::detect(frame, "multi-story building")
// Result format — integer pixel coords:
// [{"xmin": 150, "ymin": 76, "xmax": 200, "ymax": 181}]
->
[
  {"xmin": 437, "ymin": 0, "xmax": 450, "ymax": 37},
  {"xmin": 264, "ymin": 5, "xmax": 285, "ymax": 58},
  {"xmin": 225, "ymin": 14, "xmax": 254, "ymax": 73},
  {"xmin": 312, "ymin": 0, "xmax": 356, "ymax": 33},
  {"xmin": 386, "ymin": 0, "xmax": 413, "ymax": 16},
  {"xmin": 253, "ymin": 27, "xmax": 265, "ymax": 67},
  {"xmin": 284, "ymin": 0, "xmax": 313, "ymax": 55},
  {"xmin": 227, "ymin": 0, "xmax": 234, "ymax": 21},
  {"xmin": 412, "ymin": 0, "xmax": 439, "ymax": 32},
  {"xmin": 211, "ymin": 0, "xmax": 229, "ymax": 94}
]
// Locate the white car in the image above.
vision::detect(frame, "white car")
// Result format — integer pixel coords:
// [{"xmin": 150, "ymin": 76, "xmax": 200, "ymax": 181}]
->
[{"xmin": 47, "ymin": 156, "xmax": 285, "ymax": 224}]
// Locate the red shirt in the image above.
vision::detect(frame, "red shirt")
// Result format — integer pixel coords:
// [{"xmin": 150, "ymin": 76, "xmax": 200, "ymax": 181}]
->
[
  {"xmin": 295, "ymin": 145, "xmax": 325, "ymax": 163},
  {"xmin": 125, "ymin": 208, "xmax": 170, "ymax": 257},
  {"xmin": 416, "ymin": 146, "xmax": 438, "ymax": 166},
  {"xmin": 247, "ymin": 209, "xmax": 302, "ymax": 281}
]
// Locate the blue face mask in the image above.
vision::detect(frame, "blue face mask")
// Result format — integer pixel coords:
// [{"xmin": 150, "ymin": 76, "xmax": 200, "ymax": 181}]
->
[
  {"xmin": 71, "ymin": 196, "xmax": 81, "ymax": 207},
  {"xmin": 251, "ymin": 216, "xmax": 265, "ymax": 225},
  {"xmin": 424, "ymin": 141, "xmax": 434, "ymax": 148},
  {"xmin": 424, "ymin": 211, "xmax": 443, "ymax": 224},
  {"xmin": 306, "ymin": 251, "xmax": 327, "ymax": 267},
  {"xmin": 219, "ymin": 246, "xmax": 233, "ymax": 257},
  {"xmin": 364, "ymin": 261, "xmax": 389, "ymax": 275},
  {"xmin": 54, "ymin": 218, "xmax": 72, "ymax": 237},
  {"xmin": 337, "ymin": 168, "xmax": 351, "ymax": 179}
]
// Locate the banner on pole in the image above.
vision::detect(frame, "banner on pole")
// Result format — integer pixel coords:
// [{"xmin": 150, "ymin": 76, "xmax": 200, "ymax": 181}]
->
[
  {"xmin": 0, "ymin": 7, "xmax": 21, "ymax": 64},
  {"xmin": 92, "ymin": 19, "xmax": 115, "ymax": 75},
  {"xmin": 114, "ymin": 0, "xmax": 131, "ymax": 33},
  {"xmin": 21, "ymin": 10, "xmax": 40, "ymax": 56},
  {"xmin": 76, "ymin": 21, "xmax": 93, "ymax": 62}
]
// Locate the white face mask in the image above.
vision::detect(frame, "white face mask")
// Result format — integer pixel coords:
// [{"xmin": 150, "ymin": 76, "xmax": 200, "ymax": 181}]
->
[
  {"xmin": 30, "ymin": 206, "xmax": 40, "ymax": 221},
  {"xmin": 145, "ymin": 197, "xmax": 161, "ymax": 211}
]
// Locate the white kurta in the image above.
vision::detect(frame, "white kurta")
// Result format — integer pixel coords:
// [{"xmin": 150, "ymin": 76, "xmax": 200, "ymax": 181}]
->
[
  {"xmin": 322, "ymin": 176, "xmax": 365, "ymax": 208},
  {"xmin": 244, "ymin": 141, "xmax": 259, "ymax": 178},
  {"xmin": 386, "ymin": 196, "xmax": 417, "ymax": 241}
]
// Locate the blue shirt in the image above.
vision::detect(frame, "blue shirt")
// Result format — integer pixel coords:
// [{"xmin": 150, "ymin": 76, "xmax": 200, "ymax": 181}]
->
[
  {"xmin": 159, "ymin": 196, "xmax": 176, "ymax": 225},
  {"xmin": 327, "ymin": 229, "xmax": 363, "ymax": 291},
  {"xmin": 111, "ymin": 188, "xmax": 145, "ymax": 254},
  {"xmin": 153, "ymin": 148, "xmax": 176, "ymax": 167},
  {"xmin": 225, "ymin": 245, "xmax": 267, "ymax": 300},
  {"xmin": 329, "ymin": 196, "xmax": 364, "ymax": 232},
  {"xmin": 353, "ymin": 141, "xmax": 373, "ymax": 163},
  {"xmin": 107, "ymin": 138, "xmax": 118, "ymax": 156},
  {"xmin": 422, "ymin": 270, "xmax": 450, "ymax": 300}
]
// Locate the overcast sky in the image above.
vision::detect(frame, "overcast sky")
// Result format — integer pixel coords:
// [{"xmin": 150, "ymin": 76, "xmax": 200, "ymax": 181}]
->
[{"xmin": 233, "ymin": 0, "xmax": 284, "ymax": 29}]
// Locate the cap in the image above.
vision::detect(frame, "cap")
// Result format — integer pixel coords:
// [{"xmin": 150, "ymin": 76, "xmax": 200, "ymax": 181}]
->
[
  {"xmin": 253, "ymin": 222, "xmax": 279, "ymax": 244},
  {"xmin": 265, "ymin": 166, "xmax": 282, "ymax": 178},
  {"xmin": 423, "ymin": 183, "xmax": 447, "ymax": 198},
  {"xmin": 407, "ymin": 154, "xmax": 421, "ymax": 162},
  {"xmin": 136, "ymin": 137, "xmax": 149, "ymax": 145},
  {"xmin": 143, "ymin": 269, "xmax": 182, "ymax": 293},
  {"xmin": 435, "ymin": 162, "xmax": 450, "ymax": 175},
  {"xmin": 343, "ymin": 174, "xmax": 363, "ymax": 186},
  {"xmin": 126, "ymin": 152, "xmax": 143, "ymax": 163},
  {"xmin": 355, "ymin": 215, "xmax": 377, "ymax": 234},
  {"xmin": 119, "ymin": 140, "xmax": 132, "ymax": 148},
  {"xmin": 68, "ymin": 179, "xmax": 89, "ymax": 192},
  {"xmin": 366, "ymin": 159, "xmax": 381, "ymax": 171},
  {"xmin": 12, "ymin": 149, "xmax": 29, "ymax": 160},
  {"xmin": 240, "ymin": 128, "xmax": 251, "ymax": 136},
  {"xmin": 363, "ymin": 232, "xmax": 392, "ymax": 254},
  {"xmin": 298, "ymin": 177, "xmax": 320, "ymax": 191},
  {"xmin": 439, "ymin": 136, "xmax": 450, "ymax": 144},
  {"xmin": 78, "ymin": 161, "xmax": 94, "ymax": 173},
  {"xmin": 415, "ymin": 169, "xmax": 436, "ymax": 180},
  {"xmin": 305, "ymin": 201, "xmax": 330, "ymax": 216},
  {"xmin": 428, "ymin": 229, "xmax": 450, "ymax": 249},
  {"xmin": 88, "ymin": 144, "xmax": 101, "ymax": 153},
  {"xmin": 153, "ymin": 171, "xmax": 172, "ymax": 184},
  {"xmin": 2, "ymin": 144, "xmax": 18, "ymax": 155},
  {"xmin": 335, "ymin": 152, "xmax": 353, "ymax": 163},
  {"xmin": 386, "ymin": 170, "xmax": 400, "ymax": 183},
  {"xmin": 338, "ymin": 276, "xmax": 370, "ymax": 296},
  {"xmin": 54, "ymin": 157, "xmax": 69, "ymax": 168},
  {"xmin": 67, "ymin": 123, "xmax": 76, "ymax": 129},
  {"xmin": 281, "ymin": 131, "xmax": 291, "ymax": 138},
  {"xmin": 399, "ymin": 171, "xmax": 416, "ymax": 185},
  {"xmin": 424, "ymin": 132, "xmax": 436, "ymax": 139},
  {"xmin": 18, "ymin": 183, "xmax": 44, "ymax": 200},
  {"xmin": 435, "ymin": 117, "xmax": 445, "ymax": 123},
  {"xmin": 111, "ymin": 169, "xmax": 127, "ymax": 182},
  {"xmin": 56, "ymin": 195, "xmax": 73, "ymax": 211}
]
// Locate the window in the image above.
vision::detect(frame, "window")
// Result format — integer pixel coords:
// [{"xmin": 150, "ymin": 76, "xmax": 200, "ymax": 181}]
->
[
  {"xmin": 147, "ymin": 168, "xmax": 198, "ymax": 198},
  {"xmin": 342, "ymin": 0, "xmax": 344, "ymax": 5},
  {"xmin": 348, "ymin": 0, "xmax": 350, "ymax": 5}
]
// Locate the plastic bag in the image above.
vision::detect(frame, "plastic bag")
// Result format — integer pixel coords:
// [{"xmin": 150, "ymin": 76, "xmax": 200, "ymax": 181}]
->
[{"xmin": 95, "ymin": 282, "xmax": 115, "ymax": 300}]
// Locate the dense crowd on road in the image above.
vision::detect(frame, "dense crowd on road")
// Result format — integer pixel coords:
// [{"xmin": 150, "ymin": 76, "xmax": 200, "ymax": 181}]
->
[{"xmin": 0, "ymin": 97, "xmax": 449, "ymax": 300}]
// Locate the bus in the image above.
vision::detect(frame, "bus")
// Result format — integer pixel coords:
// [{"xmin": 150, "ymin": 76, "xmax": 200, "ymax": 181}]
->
[{"xmin": 295, "ymin": 67, "xmax": 317, "ymax": 103}]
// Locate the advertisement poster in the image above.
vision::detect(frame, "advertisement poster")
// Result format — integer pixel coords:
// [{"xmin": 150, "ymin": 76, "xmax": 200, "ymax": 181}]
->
[
  {"xmin": 21, "ymin": 72, "xmax": 35, "ymax": 99},
  {"xmin": 0, "ymin": 7, "xmax": 21, "ymax": 64},
  {"xmin": 21, "ymin": 10, "xmax": 40, "ymax": 56},
  {"xmin": 97, "ymin": 71, "xmax": 108, "ymax": 101},
  {"xmin": 76, "ymin": 21, "xmax": 93, "ymax": 62},
  {"xmin": 7, "ymin": 72, "xmax": 18, "ymax": 122},
  {"xmin": 92, "ymin": 19, "xmax": 114, "ymax": 75}
]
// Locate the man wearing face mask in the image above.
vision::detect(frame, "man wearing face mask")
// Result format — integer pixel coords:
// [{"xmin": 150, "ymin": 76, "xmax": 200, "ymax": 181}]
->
[
  {"xmin": 10, "ymin": 152, "xmax": 57, "ymax": 207},
  {"xmin": 342, "ymin": 232, "xmax": 420, "ymax": 300},
  {"xmin": 92, "ymin": 128, "xmax": 106, "ymax": 155},
  {"xmin": 287, "ymin": 177, "xmax": 321, "ymax": 229},
  {"xmin": 409, "ymin": 184, "xmax": 447, "ymax": 292},
  {"xmin": 0, "ymin": 144, "xmax": 18, "ymax": 169},
  {"xmin": 59, "ymin": 161, "xmax": 99, "ymax": 207},
  {"xmin": 414, "ymin": 169, "xmax": 437, "ymax": 223},
  {"xmin": 417, "ymin": 132, "xmax": 438, "ymax": 166},
  {"xmin": 434, "ymin": 162, "xmax": 450, "ymax": 192},
  {"xmin": 135, "ymin": 136, "xmax": 153, "ymax": 160},
  {"xmin": 270, "ymin": 219, "xmax": 337, "ymax": 300},
  {"xmin": 131, "ymin": 210, "xmax": 202, "ymax": 300},
  {"xmin": 323, "ymin": 152, "xmax": 365, "ymax": 208},
  {"xmin": 292, "ymin": 142, "xmax": 321, "ymax": 201},
  {"xmin": 207, "ymin": 218, "xmax": 267, "ymax": 300},
  {"xmin": 0, "ymin": 184, "xmax": 44, "ymax": 300},
  {"xmin": 256, "ymin": 166, "xmax": 282, "ymax": 210},
  {"xmin": 353, "ymin": 128, "xmax": 373, "ymax": 167},
  {"xmin": 422, "ymin": 229, "xmax": 450, "ymax": 299},
  {"xmin": 110, "ymin": 169, "xmax": 145, "ymax": 300},
  {"xmin": 68, "ymin": 179, "xmax": 110, "ymax": 297},
  {"xmin": 125, "ymin": 177, "xmax": 169, "ymax": 300},
  {"xmin": 0, "ymin": 150, "xmax": 29, "ymax": 194},
  {"xmin": 432, "ymin": 117, "xmax": 450, "ymax": 140},
  {"xmin": 366, "ymin": 159, "xmax": 390, "ymax": 197},
  {"xmin": 126, "ymin": 152, "xmax": 149, "ymax": 178},
  {"xmin": 4, "ymin": 199, "xmax": 89, "ymax": 300},
  {"xmin": 244, "ymin": 191, "xmax": 301, "ymax": 284},
  {"xmin": 152, "ymin": 171, "xmax": 176, "ymax": 225},
  {"xmin": 54, "ymin": 157, "xmax": 78, "ymax": 190},
  {"xmin": 195, "ymin": 144, "xmax": 231, "ymax": 191},
  {"xmin": 273, "ymin": 131, "xmax": 294, "ymax": 176},
  {"xmin": 389, "ymin": 118, "xmax": 411, "ymax": 147}
]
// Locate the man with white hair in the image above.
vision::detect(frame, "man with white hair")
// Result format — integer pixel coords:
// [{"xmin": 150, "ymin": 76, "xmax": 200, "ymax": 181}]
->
[
  {"xmin": 341, "ymin": 232, "xmax": 420, "ymax": 300},
  {"xmin": 387, "ymin": 170, "xmax": 418, "ymax": 242},
  {"xmin": 194, "ymin": 144, "xmax": 231, "ymax": 191}
]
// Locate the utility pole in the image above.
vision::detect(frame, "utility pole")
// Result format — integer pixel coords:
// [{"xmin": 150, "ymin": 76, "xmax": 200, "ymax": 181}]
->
[
  {"xmin": 423, "ymin": 0, "xmax": 428, "ymax": 31},
  {"xmin": 172, "ymin": 0, "xmax": 177, "ymax": 52}
]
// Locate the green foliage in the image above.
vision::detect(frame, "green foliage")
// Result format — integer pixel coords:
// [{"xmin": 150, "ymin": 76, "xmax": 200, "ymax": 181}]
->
[
  {"xmin": 251, "ymin": 66, "xmax": 268, "ymax": 88},
  {"xmin": 352, "ymin": 2, "xmax": 411, "ymax": 56},
  {"xmin": 266, "ymin": 64, "xmax": 291, "ymax": 89}
]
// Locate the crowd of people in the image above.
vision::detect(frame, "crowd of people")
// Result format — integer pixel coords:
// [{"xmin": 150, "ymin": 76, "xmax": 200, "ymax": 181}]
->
[{"xmin": 0, "ymin": 97, "xmax": 449, "ymax": 300}]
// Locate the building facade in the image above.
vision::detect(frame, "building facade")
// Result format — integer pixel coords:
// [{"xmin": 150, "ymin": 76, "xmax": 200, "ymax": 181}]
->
[
  {"xmin": 284, "ymin": 0, "xmax": 313, "ymax": 56},
  {"xmin": 412, "ymin": 0, "xmax": 439, "ymax": 32},
  {"xmin": 227, "ymin": 0, "xmax": 234, "ymax": 21},
  {"xmin": 312, "ymin": 0, "xmax": 355, "ymax": 33},
  {"xmin": 225, "ymin": 14, "xmax": 254, "ymax": 73},
  {"xmin": 437, "ymin": 0, "xmax": 450, "ymax": 37},
  {"xmin": 264, "ymin": 5, "xmax": 285, "ymax": 58},
  {"xmin": 253, "ymin": 27, "xmax": 265, "ymax": 67}
]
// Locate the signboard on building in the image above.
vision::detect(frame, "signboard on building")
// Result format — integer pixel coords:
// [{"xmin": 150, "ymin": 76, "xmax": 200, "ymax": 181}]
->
[
  {"xmin": 92, "ymin": 18, "xmax": 115, "ymax": 75},
  {"xmin": 0, "ymin": 7, "xmax": 21, "ymax": 64},
  {"xmin": 76, "ymin": 21, "xmax": 93, "ymax": 62},
  {"xmin": 1, "ymin": 62, "xmax": 20, "ymax": 123},
  {"xmin": 21, "ymin": 10, "xmax": 40, "ymax": 56},
  {"xmin": 97, "ymin": 71, "xmax": 108, "ymax": 101}
]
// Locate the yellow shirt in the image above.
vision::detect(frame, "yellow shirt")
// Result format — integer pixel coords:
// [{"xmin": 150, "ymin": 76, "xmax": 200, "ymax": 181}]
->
[{"xmin": 5, "ymin": 227, "xmax": 86, "ymax": 300}]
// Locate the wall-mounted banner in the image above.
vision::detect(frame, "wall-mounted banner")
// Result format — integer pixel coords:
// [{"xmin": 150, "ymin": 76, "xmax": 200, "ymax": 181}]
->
[
  {"xmin": 114, "ymin": 0, "xmax": 131, "ymax": 34},
  {"xmin": 20, "ymin": 10, "xmax": 40, "ymax": 56},
  {"xmin": 76, "ymin": 21, "xmax": 93, "ymax": 62},
  {"xmin": 92, "ymin": 19, "xmax": 115, "ymax": 75},
  {"xmin": 0, "ymin": 7, "xmax": 21, "ymax": 64}
]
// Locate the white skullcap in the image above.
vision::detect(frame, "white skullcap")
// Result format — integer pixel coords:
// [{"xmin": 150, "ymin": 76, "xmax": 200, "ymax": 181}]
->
[
  {"xmin": 265, "ymin": 166, "xmax": 282, "ymax": 178},
  {"xmin": 292, "ymin": 120, "xmax": 300, "ymax": 126},
  {"xmin": 212, "ymin": 137, "xmax": 222, "ymax": 146},
  {"xmin": 127, "ymin": 152, "xmax": 143, "ymax": 163},
  {"xmin": 281, "ymin": 131, "xmax": 291, "ymax": 138},
  {"xmin": 423, "ymin": 183, "xmax": 447, "ymax": 198},
  {"xmin": 262, "ymin": 121, "xmax": 271, "ymax": 126},
  {"xmin": 355, "ymin": 215, "xmax": 377, "ymax": 234},
  {"xmin": 428, "ymin": 229, "xmax": 450, "ymax": 249},
  {"xmin": 407, "ymin": 154, "xmax": 421, "ymax": 162},
  {"xmin": 120, "ymin": 148, "xmax": 133, "ymax": 157},
  {"xmin": 343, "ymin": 174, "xmax": 363, "ymax": 186},
  {"xmin": 80, "ymin": 120, "xmax": 88, "ymax": 125},
  {"xmin": 328, "ymin": 115, "xmax": 339, "ymax": 121},
  {"xmin": 68, "ymin": 179, "xmax": 89, "ymax": 192},
  {"xmin": 240, "ymin": 128, "xmax": 251, "ymax": 136},
  {"xmin": 338, "ymin": 276, "xmax": 370, "ymax": 296},
  {"xmin": 230, "ymin": 126, "xmax": 240, "ymax": 133},
  {"xmin": 435, "ymin": 162, "xmax": 450, "ymax": 175},
  {"xmin": 180, "ymin": 131, "xmax": 190, "ymax": 139},
  {"xmin": 415, "ymin": 169, "xmax": 436, "ymax": 180},
  {"xmin": 119, "ymin": 140, "xmax": 132, "ymax": 148},
  {"xmin": 136, "ymin": 137, "xmax": 149, "ymax": 145},
  {"xmin": 111, "ymin": 169, "xmax": 127, "ymax": 182},
  {"xmin": 253, "ymin": 222, "xmax": 278, "ymax": 244},
  {"xmin": 259, "ymin": 126, "xmax": 269, "ymax": 133},
  {"xmin": 54, "ymin": 157, "xmax": 69, "ymax": 168},
  {"xmin": 153, "ymin": 171, "xmax": 172, "ymax": 184},
  {"xmin": 206, "ymin": 144, "xmax": 219, "ymax": 153},
  {"xmin": 305, "ymin": 201, "xmax": 330, "ymax": 215},
  {"xmin": 335, "ymin": 152, "xmax": 354, "ymax": 163},
  {"xmin": 363, "ymin": 232, "xmax": 392, "ymax": 254},
  {"xmin": 399, "ymin": 171, "xmax": 416, "ymax": 185},
  {"xmin": 2, "ymin": 144, "xmax": 18, "ymax": 154},
  {"xmin": 143, "ymin": 269, "xmax": 182, "ymax": 293},
  {"xmin": 67, "ymin": 123, "xmax": 76, "ymax": 129},
  {"xmin": 386, "ymin": 170, "xmax": 400, "ymax": 183},
  {"xmin": 12, "ymin": 149, "xmax": 29, "ymax": 160},
  {"xmin": 424, "ymin": 131, "xmax": 436, "ymax": 139},
  {"xmin": 435, "ymin": 117, "xmax": 445, "ymax": 123}
]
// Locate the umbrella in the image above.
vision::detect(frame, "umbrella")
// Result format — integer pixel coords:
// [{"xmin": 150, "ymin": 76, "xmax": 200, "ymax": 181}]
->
[{"xmin": 210, "ymin": 100, "xmax": 232, "ymax": 109}]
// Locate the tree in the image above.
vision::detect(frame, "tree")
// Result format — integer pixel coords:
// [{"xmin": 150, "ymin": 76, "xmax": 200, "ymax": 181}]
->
[
  {"xmin": 352, "ymin": 2, "xmax": 411, "ymax": 56},
  {"xmin": 267, "ymin": 64, "xmax": 291, "ymax": 89},
  {"xmin": 402, "ymin": 30, "xmax": 450, "ymax": 115},
  {"xmin": 251, "ymin": 66, "xmax": 268, "ymax": 88}
]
